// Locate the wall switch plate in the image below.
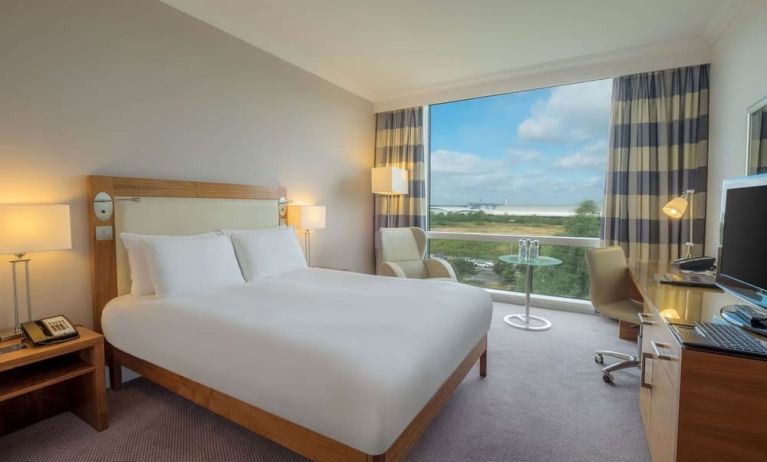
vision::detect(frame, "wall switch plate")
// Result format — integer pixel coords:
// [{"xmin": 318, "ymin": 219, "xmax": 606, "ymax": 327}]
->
[{"xmin": 96, "ymin": 225, "xmax": 113, "ymax": 241}]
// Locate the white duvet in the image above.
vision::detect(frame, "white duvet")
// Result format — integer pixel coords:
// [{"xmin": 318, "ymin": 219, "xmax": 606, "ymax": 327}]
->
[{"xmin": 102, "ymin": 268, "xmax": 492, "ymax": 455}]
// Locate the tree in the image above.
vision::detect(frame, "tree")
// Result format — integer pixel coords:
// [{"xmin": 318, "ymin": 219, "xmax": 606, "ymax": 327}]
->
[
  {"xmin": 447, "ymin": 257, "xmax": 477, "ymax": 281},
  {"xmin": 535, "ymin": 200, "xmax": 600, "ymax": 299}
]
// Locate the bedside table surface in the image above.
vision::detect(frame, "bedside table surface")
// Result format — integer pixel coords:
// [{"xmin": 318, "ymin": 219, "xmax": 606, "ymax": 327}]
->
[{"xmin": 0, "ymin": 326, "xmax": 103, "ymax": 373}]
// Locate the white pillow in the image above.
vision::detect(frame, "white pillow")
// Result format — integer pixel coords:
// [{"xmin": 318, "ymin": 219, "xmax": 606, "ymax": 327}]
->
[
  {"xmin": 121, "ymin": 232, "xmax": 219, "ymax": 296},
  {"xmin": 229, "ymin": 226, "xmax": 307, "ymax": 280},
  {"xmin": 121, "ymin": 233, "xmax": 155, "ymax": 296},
  {"xmin": 143, "ymin": 233, "xmax": 245, "ymax": 296}
]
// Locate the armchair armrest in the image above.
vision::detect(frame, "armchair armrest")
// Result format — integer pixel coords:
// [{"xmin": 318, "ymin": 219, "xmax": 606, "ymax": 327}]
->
[
  {"xmin": 424, "ymin": 258, "xmax": 457, "ymax": 281},
  {"xmin": 378, "ymin": 261, "xmax": 407, "ymax": 278}
]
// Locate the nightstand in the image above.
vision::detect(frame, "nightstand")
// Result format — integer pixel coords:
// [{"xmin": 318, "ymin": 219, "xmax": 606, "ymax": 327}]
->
[{"xmin": 0, "ymin": 326, "xmax": 108, "ymax": 435}]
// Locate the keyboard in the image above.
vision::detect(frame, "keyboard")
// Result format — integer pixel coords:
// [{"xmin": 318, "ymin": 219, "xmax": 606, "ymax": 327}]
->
[{"xmin": 693, "ymin": 322, "xmax": 767, "ymax": 357}]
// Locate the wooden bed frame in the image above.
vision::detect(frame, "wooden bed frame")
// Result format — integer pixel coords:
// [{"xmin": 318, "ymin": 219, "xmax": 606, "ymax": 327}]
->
[{"xmin": 88, "ymin": 175, "xmax": 488, "ymax": 462}]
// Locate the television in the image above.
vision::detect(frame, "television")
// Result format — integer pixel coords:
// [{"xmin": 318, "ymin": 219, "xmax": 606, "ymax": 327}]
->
[{"xmin": 716, "ymin": 174, "xmax": 767, "ymax": 309}]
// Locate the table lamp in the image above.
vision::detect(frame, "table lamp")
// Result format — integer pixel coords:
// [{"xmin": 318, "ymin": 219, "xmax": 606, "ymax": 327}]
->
[
  {"xmin": 371, "ymin": 166, "xmax": 408, "ymax": 228},
  {"xmin": 287, "ymin": 205, "xmax": 326, "ymax": 266},
  {"xmin": 0, "ymin": 204, "xmax": 72, "ymax": 341},
  {"xmin": 662, "ymin": 190, "xmax": 696, "ymax": 261}
]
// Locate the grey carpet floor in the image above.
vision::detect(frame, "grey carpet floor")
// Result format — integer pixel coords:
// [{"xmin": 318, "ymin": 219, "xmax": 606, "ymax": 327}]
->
[{"xmin": 0, "ymin": 303, "xmax": 650, "ymax": 462}]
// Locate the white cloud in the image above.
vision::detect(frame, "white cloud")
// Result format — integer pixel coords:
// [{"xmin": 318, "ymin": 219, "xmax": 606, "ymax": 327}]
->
[
  {"xmin": 430, "ymin": 150, "xmax": 500, "ymax": 174},
  {"xmin": 428, "ymin": 149, "xmax": 606, "ymax": 205},
  {"xmin": 556, "ymin": 140, "xmax": 608, "ymax": 170},
  {"xmin": 517, "ymin": 79, "xmax": 612, "ymax": 143},
  {"xmin": 506, "ymin": 148, "xmax": 543, "ymax": 162}
]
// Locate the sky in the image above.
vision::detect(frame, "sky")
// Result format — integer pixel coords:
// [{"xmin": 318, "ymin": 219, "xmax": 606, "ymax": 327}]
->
[{"xmin": 429, "ymin": 79, "xmax": 612, "ymax": 206}]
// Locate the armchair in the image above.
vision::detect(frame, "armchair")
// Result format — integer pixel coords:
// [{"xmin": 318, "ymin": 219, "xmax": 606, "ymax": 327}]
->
[{"xmin": 377, "ymin": 227, "xmax": 457, "ymax": 281}]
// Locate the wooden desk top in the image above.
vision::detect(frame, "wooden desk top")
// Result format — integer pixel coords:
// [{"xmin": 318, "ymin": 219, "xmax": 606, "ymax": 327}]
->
[
  {"xmin": 0, "ymin": 326, "xmax": 102, "ymax": 373},
  {"xmin": 629, "ymin": 261, "xmax": 756, "ymax": 328}
]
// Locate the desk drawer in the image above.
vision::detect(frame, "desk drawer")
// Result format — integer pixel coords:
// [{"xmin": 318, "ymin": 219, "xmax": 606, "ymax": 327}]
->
[{"xmin": 640, "ymin": 309, "xmax": 681, "ymax": 390}]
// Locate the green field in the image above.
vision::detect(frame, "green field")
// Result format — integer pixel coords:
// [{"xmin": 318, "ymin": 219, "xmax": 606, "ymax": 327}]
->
[{"xmin": 429, "ymin": 201, "xmax": 600, "ymax": 299}]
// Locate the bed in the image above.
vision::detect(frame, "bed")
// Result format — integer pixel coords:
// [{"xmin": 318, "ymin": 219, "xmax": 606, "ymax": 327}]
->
[{"xmin": 88, "ymin": 175, "xmax": 492, "ymax": 461}]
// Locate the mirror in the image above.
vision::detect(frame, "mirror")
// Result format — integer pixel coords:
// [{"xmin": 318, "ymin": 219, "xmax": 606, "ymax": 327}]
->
[{"xmin": 747, "ymin": 96, "xmax": 767, "ymax": 175}]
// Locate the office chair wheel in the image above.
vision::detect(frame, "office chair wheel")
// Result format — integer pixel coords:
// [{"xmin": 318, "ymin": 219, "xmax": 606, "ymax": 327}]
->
[
  {"xmin": 594, "ymin": 354, "xmax": 604, "ymax": 365},
  {"xmin": 602, "ymin": 373, "xmax": 614, "ymax": 384}
]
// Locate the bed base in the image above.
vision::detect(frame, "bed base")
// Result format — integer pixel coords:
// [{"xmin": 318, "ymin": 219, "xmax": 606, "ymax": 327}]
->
[{"xmin": 109, "ymin": 335, "xmax": 487, "ymax": 462}]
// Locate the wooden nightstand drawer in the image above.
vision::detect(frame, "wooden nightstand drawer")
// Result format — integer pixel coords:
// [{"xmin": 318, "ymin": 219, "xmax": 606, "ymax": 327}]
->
[{"xmin": 0, "ymin": 326, "xmax": 108, "ymax": 435}]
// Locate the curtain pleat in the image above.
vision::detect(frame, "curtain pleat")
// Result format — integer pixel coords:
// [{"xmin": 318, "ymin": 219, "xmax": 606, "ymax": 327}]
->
[
  {"xmin": 373, "ymin": 107, "xmax": 426, "ymax": 231},
  {"xmin": 602, "ymin": 64, "xmax": 709, "ymax": 262}
]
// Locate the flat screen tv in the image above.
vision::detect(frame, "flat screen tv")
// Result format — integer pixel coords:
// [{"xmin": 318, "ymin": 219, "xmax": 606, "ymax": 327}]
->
[{"xmin": 716, "ymin": 174, "xmax": 767, "ymax": 309}]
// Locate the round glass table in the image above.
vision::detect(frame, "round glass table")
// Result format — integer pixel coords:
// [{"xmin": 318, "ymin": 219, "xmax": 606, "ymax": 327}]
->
[{"xmin": 498, "ymin": 255, "xmax": 562, "ymax": 331}]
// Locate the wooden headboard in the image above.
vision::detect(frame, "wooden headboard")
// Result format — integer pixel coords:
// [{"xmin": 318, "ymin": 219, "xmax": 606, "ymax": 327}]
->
[{"xmin": 87, "ymin": 176, "xmax": 286, "ymax": 332}]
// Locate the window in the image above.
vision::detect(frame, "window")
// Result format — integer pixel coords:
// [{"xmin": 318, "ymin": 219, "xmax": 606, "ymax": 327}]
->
[{"xmin": 428, "ymin": 79, "xmax": 612, "ymax": 300}]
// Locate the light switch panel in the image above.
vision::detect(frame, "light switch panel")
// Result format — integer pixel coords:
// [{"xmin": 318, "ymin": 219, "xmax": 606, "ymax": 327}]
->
[{"xmin": 96, "ymin": 225, "xmax": 113, "ymax": 241}]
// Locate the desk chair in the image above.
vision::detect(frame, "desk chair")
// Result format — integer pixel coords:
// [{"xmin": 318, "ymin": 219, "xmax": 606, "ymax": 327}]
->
[
  {"xmin": 586, "ymin": 246, "xmax": 644, "ymax": 384},
  {"xmin": 377, "ymin": 227, "xmax": 457, "ymax": 280}
]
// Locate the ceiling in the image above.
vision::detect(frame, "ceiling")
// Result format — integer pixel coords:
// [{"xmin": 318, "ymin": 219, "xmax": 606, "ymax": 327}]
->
[{"xmin": 159, "ymin": 0, "xmax": 740, "ymax": 103}]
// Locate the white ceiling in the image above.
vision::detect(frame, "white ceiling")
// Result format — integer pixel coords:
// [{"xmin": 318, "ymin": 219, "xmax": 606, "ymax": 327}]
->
[{"xmin": 159, "ymin": 0, "xmax": 740, "ymax": 103}]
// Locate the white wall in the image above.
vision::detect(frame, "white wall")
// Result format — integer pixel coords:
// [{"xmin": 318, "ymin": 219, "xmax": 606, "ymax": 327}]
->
[
  {"xmin": 0, "ymin": 0, "xmax": 374, "ymax": 331},
  {"xmin": 706, "ymin": 0, "xmax": 767, "ymax": 256}
]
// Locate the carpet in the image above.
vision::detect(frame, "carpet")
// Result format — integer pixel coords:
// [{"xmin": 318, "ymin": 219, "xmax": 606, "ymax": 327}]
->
[{"xmin": 0, "ymin": 303, "xmax": 650, "ymax": 461}]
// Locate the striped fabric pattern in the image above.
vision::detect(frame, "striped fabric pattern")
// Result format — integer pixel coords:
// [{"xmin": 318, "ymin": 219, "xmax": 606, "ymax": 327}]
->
[
  {"xmin": 748, "ymin": 106, "xmax": 767, "ymax": 175},
  {"xmin": 602, "ymin": 64, "xmax": 709, "ymax": 262},
  {"xmin": 374, "ymin": 107, "xmax": 426, "ymax": 230}
]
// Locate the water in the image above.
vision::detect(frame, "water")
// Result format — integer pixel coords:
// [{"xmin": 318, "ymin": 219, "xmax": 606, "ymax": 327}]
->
[{"xmin": 431, "ymin": 204, "xmax": 577, "ymax": 217}]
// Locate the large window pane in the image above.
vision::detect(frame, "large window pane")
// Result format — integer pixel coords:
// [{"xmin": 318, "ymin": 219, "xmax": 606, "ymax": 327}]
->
[
  {"xmin": 430, "ymin": 239, "xmax": 592, "ymax": 300},
  {"xmin": 429, "ymin": 79, "xmax": 612, "ymax": 237}
]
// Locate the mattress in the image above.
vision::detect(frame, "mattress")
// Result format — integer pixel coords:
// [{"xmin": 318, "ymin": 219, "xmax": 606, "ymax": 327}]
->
[{"xmin": 102, "ymin": 268, "xmax": 493, "ymax": 455}]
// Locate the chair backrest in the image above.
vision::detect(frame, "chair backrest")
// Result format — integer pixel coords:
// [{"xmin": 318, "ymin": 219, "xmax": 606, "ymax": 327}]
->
[
  {"xmin": 379, "ymin": 227, "xmax": 426, "ymax": 261},
  {"xmin": 378, "ymin": 227, "xmax": 428, "ymax": 278},
  {"xmin": 586, "ymin": 246, "xmax": 635, "ymax": 307}
]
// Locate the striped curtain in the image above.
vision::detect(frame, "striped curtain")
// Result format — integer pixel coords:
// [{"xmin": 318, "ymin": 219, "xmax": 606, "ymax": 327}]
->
[
  {"xmin": 374, "ymin": 107, "xmax": 426, "ymax": 231},
  {"xmin": 748, "ymin": 107, "xmax": 767, "ymax": 175},
  {"xmin": 602, "ymin": 64, "xmax": 709, "ymax": 262}
]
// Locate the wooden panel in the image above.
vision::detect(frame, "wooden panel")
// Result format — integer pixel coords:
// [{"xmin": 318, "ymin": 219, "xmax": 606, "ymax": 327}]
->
[
  {"xmin": 0, "ymin": 328, "xmax": 103, "ymax": 372},
  {"xmin": 88, "ymin": 175, "xmax": 286, "ymax": 333},
  {"xmin": 88, "ymin": 175, "xmax": 117, "ymax": 334},
  {"xmin": 649, "ymin": 362, "xmax": 679, "ymax": 462},
  {"xmin": 113, "ymin": 335, "xmax": 488, "ymax": 462},
  {"xmin": 72, "ymin": 341, "xmax": 108, "ymax": 431},
  {"xmin": 109, "ymin": 176, "xmax": 285, "ymax": 200},
  {"xmin": 0, "ymin": 357, "xmax": 93, "ymax": 402},
  {"xmin": 618, "ymin": 320, "xmax": 639, "ymax": 341},
  {"xmin": 677, "ymin": 349, "xmax": 767, "ymax": 462},
  {"xmin": 114, "ymin": 348, "xmax": 370, "ymax": 462},
  {"xmin": 0, "ymin": 327, "xmax": 107, "ymax": 434},
  {"xmin": 0, "ymin": 381, "xmax": 72, "ymax": 435}
]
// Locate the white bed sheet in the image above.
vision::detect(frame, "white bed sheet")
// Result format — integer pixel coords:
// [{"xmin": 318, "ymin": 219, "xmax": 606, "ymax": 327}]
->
[{"xmin": 102, "ymin": 268, "xmax": 492, "ymax": 455}]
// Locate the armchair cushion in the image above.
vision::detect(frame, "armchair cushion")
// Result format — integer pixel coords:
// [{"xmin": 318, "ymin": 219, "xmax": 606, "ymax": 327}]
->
[{"xmin": 378, "ymin": 261, "xmax": 407, "ymax": 278}]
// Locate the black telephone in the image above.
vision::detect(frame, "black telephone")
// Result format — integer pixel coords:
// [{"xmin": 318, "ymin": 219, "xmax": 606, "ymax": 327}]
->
[{"xmin": 21, "ymin": 315, "xmax": 79, "ymax": 346}]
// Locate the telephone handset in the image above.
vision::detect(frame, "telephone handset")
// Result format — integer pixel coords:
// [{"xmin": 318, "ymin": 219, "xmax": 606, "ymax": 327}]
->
[{"xmin": 21, "ymin": 315, "xmax": 79, "ymax": 346}]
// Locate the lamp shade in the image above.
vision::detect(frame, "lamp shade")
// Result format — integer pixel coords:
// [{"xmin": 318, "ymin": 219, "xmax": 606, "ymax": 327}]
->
[
  {"xmin": 662, "ymin": 196, "xmax": 689, "ymax": 218},
  {"xmin": 0, "ymin": 204, "xmax": 72, "ymax": 256},
  {"xmin": 371, "ymin": 166, "xmax": 408, "ymax": 195},
  {"xmin": 288, "ymin": 205, "xmax": 326, "ymax": 230}
]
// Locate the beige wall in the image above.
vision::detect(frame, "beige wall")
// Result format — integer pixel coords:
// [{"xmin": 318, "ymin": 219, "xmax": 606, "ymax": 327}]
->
[
  {"xmin": 0, "ymin": 0, "xmax": 374, "ymax": 331},
  {"xmin": 706, "ymin": 0, "xmax": 767, "ymax": 256}
]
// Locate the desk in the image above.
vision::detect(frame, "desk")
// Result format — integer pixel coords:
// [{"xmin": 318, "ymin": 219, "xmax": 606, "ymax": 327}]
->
[{"xmin": 629, "ymin": 261, "xmax": 767, "ymax": 462}]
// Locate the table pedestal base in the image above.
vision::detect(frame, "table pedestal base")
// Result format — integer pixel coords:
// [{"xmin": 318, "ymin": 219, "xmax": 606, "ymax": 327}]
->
[{"xmin": 503, "ymin": 313, "xmax": 552, "ymax": 331}]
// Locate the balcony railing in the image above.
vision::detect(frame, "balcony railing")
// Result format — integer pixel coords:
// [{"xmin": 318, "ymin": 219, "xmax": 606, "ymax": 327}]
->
[{"xmin": 426, "ymin": 231, "xmax": 600, "ymax": 310}]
